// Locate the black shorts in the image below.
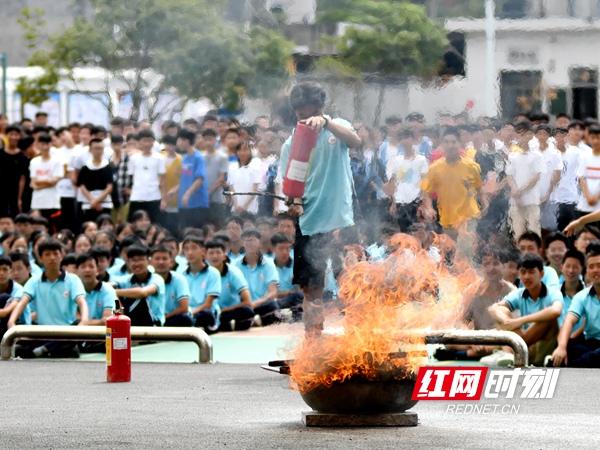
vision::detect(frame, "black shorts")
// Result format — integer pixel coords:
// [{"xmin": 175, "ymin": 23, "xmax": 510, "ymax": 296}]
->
[{"xmin": 293, "ymin": 225, "xmax": 360, "ymax": 288}]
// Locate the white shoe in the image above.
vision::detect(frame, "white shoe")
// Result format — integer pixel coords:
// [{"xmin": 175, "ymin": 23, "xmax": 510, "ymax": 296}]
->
[{"xmin": 480, "ymin": 350, "xmax": 515, "ymax": 367}]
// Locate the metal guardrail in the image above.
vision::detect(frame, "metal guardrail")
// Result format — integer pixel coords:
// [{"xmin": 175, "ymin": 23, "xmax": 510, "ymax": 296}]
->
[
  {"xmin": 421, "ymin": 329, "xmax": 529, "ymax": 367},
  {"xmin": 1, "ymin": 325, "xmax": 213, "ymax": 363}
]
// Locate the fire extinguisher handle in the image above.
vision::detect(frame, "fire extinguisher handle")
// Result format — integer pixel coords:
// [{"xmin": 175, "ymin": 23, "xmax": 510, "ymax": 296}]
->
[{"xmin": 114, "ymin": 299, "xmax": 124, "ymax": 315}]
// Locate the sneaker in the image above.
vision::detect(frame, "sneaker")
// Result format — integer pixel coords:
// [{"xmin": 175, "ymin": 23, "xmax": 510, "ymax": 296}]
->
[
  {"xmin": 480, "ymin": 350, "xmax": 515, "ymax": 367},
  {"xmin": 544, "ymin": 355, "xmax": 553, "ymax": 367}
]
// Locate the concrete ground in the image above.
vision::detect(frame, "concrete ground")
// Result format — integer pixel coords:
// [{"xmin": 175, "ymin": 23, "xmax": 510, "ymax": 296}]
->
[{"xmin": 2, "ymin": 360, "xmax": 600, "ymax": 449}]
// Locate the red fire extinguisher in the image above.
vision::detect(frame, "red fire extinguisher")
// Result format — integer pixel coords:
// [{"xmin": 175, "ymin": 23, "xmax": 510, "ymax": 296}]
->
[
  {"xmin": 282, "ymin": 121, "xmax": 319, "ymax": 199},
  {"xmin": 106, "ymin": 300, "xmax": 131, "ymax": 383}
]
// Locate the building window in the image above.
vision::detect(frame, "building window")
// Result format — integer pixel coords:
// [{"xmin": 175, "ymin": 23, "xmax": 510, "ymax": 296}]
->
[{"xmin": 500, "ymin": 71, "xmax": 543, "ymax": 119}]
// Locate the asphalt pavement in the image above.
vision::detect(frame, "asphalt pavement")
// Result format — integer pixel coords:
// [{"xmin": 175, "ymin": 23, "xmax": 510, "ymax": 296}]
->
[{"xmin": 2, "ymin": 360, "xmax": 600, "ymax": 449}]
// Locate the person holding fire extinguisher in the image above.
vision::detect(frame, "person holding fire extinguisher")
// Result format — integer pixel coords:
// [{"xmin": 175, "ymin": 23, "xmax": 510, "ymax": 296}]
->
[{"xmin": 279, "ymin": 82, "xmax": 362, "ymax": 334}]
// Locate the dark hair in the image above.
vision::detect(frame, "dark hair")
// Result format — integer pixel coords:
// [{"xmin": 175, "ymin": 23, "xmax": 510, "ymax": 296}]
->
[
  {"xmin": 81, "ymin": 221, "xmax": 97, "ymax": 234},
  {"xmin": 517, "ymin": 253, "xmax": 544, "ymax": 271},
  {"xmin": 535, "ymin": 124, "xmax": 553, "ymax": 135},
  {"xmin": 89, "ymin": 138, "xmax": 104, "ymax": 147},
  {"xmin": 0, "ymin": 231, "xmax": 20, "ymax": 246},
  {"xmin": 202, "ymin": 115, "xmax": 218, "ymax": 124},
  {"xmin": 202, "ymin": 128, "xmax": 218, "ymax": 138},
  {"xmin": 75, "ymin": 233, "xmax": 93, "ymax": 249},
  {"xmin": 503, "ymin": 247, "xmax": 522, "ymax": 264},
  {"xmin": 588, "ymin": 124, "xmax": 600, "ymax": 136},
  {"xmin": 115, "ymin": 222, "xmax": 133, "ymax": 239},
  {"xmin": 290, "ymin": 82, "xmax": 326, "ymax": 111},
  {"xmin": 562, "ymin": 249, "xmax": 585, "ymax": 267},
  {"xmin": 32, "ymin": 216, "xmax": 49, "ymax": 227},
  {"xmin": 276, "ymin": 213, "xmax": 294, "ymax": 224},
  {"xmin": 205, "ymin": 240, "xmax": 226, "ymax": 252},
  {"xmin": 442, "ymin": 127, "xmax": 460, "ymax": 141},
  {"xmin": 131, "ymin": 210, "xmax": 150, "ymax": 223},
  {"xmin": 5, "ymin": 124, "xmax": 21, "ymax": 134},
  {"xmin": 56, "ymin": 229, "xmax": 75, "ymax": 247},
  {"xmin": 0, "ymin": 255, "xmax": 12, "ymax": 267},
  {"xmin": 31, "ymin": 231, "xmax": 49, "ymax": 247},
  {"xmin": 137, "ymin": 129, "xmax": 155, "ymax": 140},
  {"xmin": 162, "ymin": 134, "xmax": 177, "ymax": 146},
  {"xmin": 514, "ymin": 120, "xmax": 532, "ymax": 134},
  {"xmin": 555, "ymin": 127, "xmax": 568, "ymax": 135},
  {"xmin": 406, "ymin": 112, "xmax": 425, "ymax": 123},
  {"xmin": 126, "ymin": 133, "xmax": 138, "ymax": 142},
  {"xmin": 126, "ymin": 244, "xmax": 150, "ymax": 259},
  {"xmin": 557, "ymin": 113, "xmax": 570, "ymax": 120},
  {"xmin": 184, "ymin": 118, "xmax": 199, "ymax": 126},
  {"xmin": 224, "ymin": 127, "xmax": 242, "ymax": 138},
  {"xmin": 9, "ymin": 251, "xmax": 30, "ymax": 268},
  {"xmin": 150, "ymin": 244, "xmax": 172, "ymax": 257},
  {"xmin": 90, "ymin": 126, "xmax": 107, "ymax": 137},
  {"xmin": 476, "ymin": 245, "xmax": 504, "ymax": 265},
  {"xmin": 586, "ymin": 240, "xmax": 600, "ymax": 258},
  {"xmin": 517, "ymin": 231, "xmax": 542, "ymax": 249},
  {"xmin": 256, "ymin": 217, "xmax": 277, "ymax": 228},
  {"xmin": 33, "ymin": 126, "xmax": 49, "ymax": 135},
  {"xmin": 90, "ymin": 245, "xmax": 111, "ymax": 261},
  {"xmin": 110, "ymin": 116, "xmax": 125, "ymax": 127},
  {"xmin": 579, "ymin": 225, "xmax": 600, "ymax": 240},
  {"xmin": 35, "ymin": 111, "xmax": 48, "ymax": 118},
  {"xmin": 111, "ymin": 134, "xmax": 124, "ymax": 144},
  {"xmin": 544, "ymin": 232, "xmax": 569, "ymax": 250},
  {"xmin": 119, "ymin": 234, "xmax": 142, "ymax": 252},
  {"xmin": 213, "ymin": 231, "xmax": 230, "ymax": 244},
  {"xmin": 241, "ymin": 228, "xmax": 261, "ymax": 240},
  {"xmin": 96, "ymin": 214, "xmax": 114, "ymax": 229},
  {"xmin": 270, "ymin": 232, "xmax": 293, "ymax": 247},
  {"xmin": 61, "ymin": 253, "xmax": 78, "ymax": 267},
  {"xmin": 161, "ymin": 235, "xmax": 178, "ymax": 246},
  {"xmin": 226, "ymin": 216, "xmax": 244, "ymax": 229},
  {"xmin": 177, "ymin": 129, "xmax": 196, "ymax": 145},
  {"xmin": 69, "ymin": 122, "xmax": 81, "ymax": 129},
  {"xmin": 385, "ymin": 115, "xmax": 403, "ymax": 125},
  {"xmin": 397, "ymin": 128, "xmax": 415, "ymax": 140},
  {"xmin": 17, "ymin": 136, "xmax": 34, "ymax": 151},
  {"xmin": 38, "ymin": 238, "xmax": 63, "ymax": 256},
  {"xmin": 37, "ymin": 133, "xmax": 52, "ymax": 143},
  {"xmin": 182, "ymin": 235, "xmax": 205, "ymax": 248}
]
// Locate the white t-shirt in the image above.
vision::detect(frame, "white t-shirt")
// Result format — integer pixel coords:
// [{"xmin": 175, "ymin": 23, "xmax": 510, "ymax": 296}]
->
[
  {"xmin": 506, "ymin": 150, "xmax": 545, "ymax": 206},
  {"xmin": 228, "ymin": 161, "xmax": 261, "ymax": 215},
  {"xmin": 52, "ymin": 145, "xmax": 77, "ymax": 198},
  {"xmin": 552, "ymin": 147, "xmax": 580, "ymax": 204},
  {"xmin": 577, "ymin": 149, "xmax": 600, "ymax": 212},
  {"xmin": 538, "ymin": 145, "xmax": 563, "ymax": 199},
  {"xmin": 128, "ymin": 152, "xmax": 167, "ymax": 202},
  {"xmin": 29, "ymin": 155, "xmax": 64, "ymax": 210},
  {"xmin": 389, "ymin": 154, "xmax": 429, "ymax": 204}
]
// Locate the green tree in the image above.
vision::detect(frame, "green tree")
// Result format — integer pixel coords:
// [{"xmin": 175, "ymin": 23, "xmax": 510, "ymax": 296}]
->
[
  {"xmin": 18, "ymin": 0, "xmax": 295, "ymax": 120},
  {"xmin": 315, "ymin": 0, "xmax": 448, "ymax": 124}
]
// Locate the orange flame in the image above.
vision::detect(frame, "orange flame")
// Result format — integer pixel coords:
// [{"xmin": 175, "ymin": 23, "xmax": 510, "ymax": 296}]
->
[{"xmin": 290, "ymin": 233, "xmax": 480, "ymax": 394}]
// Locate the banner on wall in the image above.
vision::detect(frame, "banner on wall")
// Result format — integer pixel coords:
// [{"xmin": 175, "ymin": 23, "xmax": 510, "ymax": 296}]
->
[
  {"xmin": 12, "ymin": 93, "xmax": 61, "ymax": 127},
  {"xmin": 68, "ymin": 92, "xmax": 111, "ymax": 127}
]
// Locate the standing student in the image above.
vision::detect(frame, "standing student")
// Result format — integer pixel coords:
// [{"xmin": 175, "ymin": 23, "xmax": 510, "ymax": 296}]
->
[
  {"xmin": 178, "ymin": 129, "xmax": 209, "ymax": 231},
  {"xmin": 228, "ymin": 141, "xmax": 261, "ymax": 216},
  {"xmin": 161, "ymin": 135, "xmax": 182, "ymax": 237},
  {"xmin": 577, "ymin": 125, "xmax": 600, "ymax": 218},
  {"xmin": 29, "ymin": 133, "xmax": 64, "ymax": 232},
  {"xmin": 127, "ymin": 130, "xmax": 167, "ymax": 224},
  {"xmin": 553, "ymin": 127, "xmax": 581, "ymax": 232},
  {"xmin": 535, "ymin": 125, "xmax": 562, "ymax": 232},
  {"xmin": 505, "ymin": 121, "xmax": 545, "ymax": 238},
  {"xmin": 0, "ymin": 124, "xmax": 28, "ymax": 218},
  {"xmin": 77, "ymin": 139, "xmax": 114, "ymax": 222},
  {"xmin": 201, "ymin": 129, "xmax": 229, "ymax": 228},
  {"xmin": 279, "ymin": 83, "xmax": 361, "ymax": 333},
  {"xmin": 54, "ymin": 127, "xmax": 79, "ymax": 233},
  {"xmin": 109, "ymin": 134, "xmax": 132, "ymax": 225}
]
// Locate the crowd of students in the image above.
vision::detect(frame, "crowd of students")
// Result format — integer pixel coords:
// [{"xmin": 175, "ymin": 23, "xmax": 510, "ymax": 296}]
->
[{"xmin": 1, "ymin": 91, "xmax": 600, "ymax": 367}]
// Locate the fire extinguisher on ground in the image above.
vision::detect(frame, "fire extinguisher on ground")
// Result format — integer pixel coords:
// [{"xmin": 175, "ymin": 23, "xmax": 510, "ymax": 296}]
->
[
  {"xmin": 282, "ymin": 121, "xmax": 319, "ymax": 199},
  {"xmin": 106, "ymin": 300, "xmax": 131, "ymax": 382}
]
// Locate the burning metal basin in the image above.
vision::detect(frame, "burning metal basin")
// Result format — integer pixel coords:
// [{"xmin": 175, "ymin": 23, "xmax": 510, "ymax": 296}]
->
[{"xmin": 300, "ymin": 377, "xmax": 418, "ymax": 414}]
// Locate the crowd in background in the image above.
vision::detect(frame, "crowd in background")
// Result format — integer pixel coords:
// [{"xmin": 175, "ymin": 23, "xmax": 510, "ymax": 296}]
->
[{"xmin": 1, "ymin": 104, "xmax": 600, "ymax": 368}]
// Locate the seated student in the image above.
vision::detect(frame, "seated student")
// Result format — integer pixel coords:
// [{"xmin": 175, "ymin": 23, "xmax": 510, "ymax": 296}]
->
[
  {"xmin": 516, "ymin": 231, "xmax": 560, "ymax": 290},
  {"xmin": 573, "ymin": 225, "xmax": 600, "ymax": 254},
  {"xmin": 551, "ymin": 242, "xmax": 600, "ymax": 367},
  {"xmin": 487, "ymin": 253, "xmax": 563, "ymax": 366},
  {"xmin": 559, "ymin": 250, "xmax": 585, "ymax": 337},
  {"xmin": 233, "ymin": 229, "xmax": 280, "ymax": 326},
  {"xmin": 205, "ymin": 240, "xmax": 255, "ymax": 332},
  {"xmin": 7, "ymin": 238, "xmax": 89, "ymax": 358},
  {"xmin": 502, "ymin": 247, "xmax": 521, "ymax": 286},
  {"xmin": 0, "ymin": 256, "xmax": 31, "ymax": 339},
  {"xmin": 9, "ymin": 252, "xmax": 32, "ymax": 287},
  {"xmin": 256, "ymin": 217, "xmax": 277, "ymax": 258},
  {"xmin": 225, "ymin": 217, "xmax": 245, "ymax": 260},
  {"xmin": 14, "ymin": 213, "xmax": 34, "ymax": 242},
  {"xmin": 113, "ymin": 244, "xmax": 165, "ymax": 327},
  {"xmin": 76, "ymin": 252, "xmax": 117, "ymax": 352},
  {"xmin": 436, "ymin": 246, "xmax": 516, "ymax": 361},
  {"xmin": 107, "ymin": 234, "xmax": 141, "ymax": 278},
  {"xmin": 271, "ymin": 232, "xmax": 303, "ymax": 321},
  {"xmin": 182, "ymin": 236, "xmax": 221, "ymax": 332},
  {"xmin": 61, "ymin": 253, "xmax": 78, "ymax": 274},
  {"xmin": 408, "ymin": 223, "xmax": 441, "ymax": 264},
  {"xmin": 544, "ymin": 232, "xmax": 569, "ymax": 280},
  {"xmin": 160, "ymin": 236, "xmax": 186, "ymax": 273},
  {"xmin": 91, "ymin": 246, "xmax": 112, "ymax": 282},
  {"xmin": 150, "ymin": 244, "xmax": 193, "ymax": 327},
  {"xmin": 0, "ymin": 215, "xmax": 15, "ymax": 237}
]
